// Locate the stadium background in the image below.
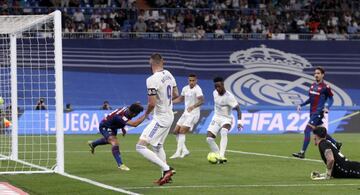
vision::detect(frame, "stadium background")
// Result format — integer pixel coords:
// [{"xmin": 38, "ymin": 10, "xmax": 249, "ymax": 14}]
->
[
  {"xmin": 1, "ymin": 1, "xmax": 360, "ymax": 194},
  {"xmin": 17, "ymin": 39, "xmax": 360, "ymax": 135}
]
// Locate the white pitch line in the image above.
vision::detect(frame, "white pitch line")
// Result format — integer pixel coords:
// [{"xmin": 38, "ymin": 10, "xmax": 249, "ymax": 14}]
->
[
  {"xmin": 227, "ymin": 150, "xmax": 323, "ymax": 163},
  {"xmin": 60, "ymin": 172, "xmax": 141, "ymax": 195},
  {"xmin": 123, "ymin": 183, "xmax": 360, "ymax": 190}
]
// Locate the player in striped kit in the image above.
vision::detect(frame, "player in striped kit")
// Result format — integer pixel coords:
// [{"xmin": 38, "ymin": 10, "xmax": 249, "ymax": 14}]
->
[
  {"xmin": 293, "ymin": 67, "xmax": 342, "ymax": 159},
  {"xmin": 88, "ymin": 102, "xmax": 147, "ymax": 171}
]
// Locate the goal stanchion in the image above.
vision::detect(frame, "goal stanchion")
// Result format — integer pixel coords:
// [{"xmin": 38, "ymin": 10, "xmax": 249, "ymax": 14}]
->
[{"xmin": 0, "ymin": 10, "xmax": 63, "ymax": 174}]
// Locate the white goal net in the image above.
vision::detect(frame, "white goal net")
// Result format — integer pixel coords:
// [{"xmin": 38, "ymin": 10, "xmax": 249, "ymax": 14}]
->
[{"xmin": 0, "ymin": 11, "xmax": 64, "ymax": 174}]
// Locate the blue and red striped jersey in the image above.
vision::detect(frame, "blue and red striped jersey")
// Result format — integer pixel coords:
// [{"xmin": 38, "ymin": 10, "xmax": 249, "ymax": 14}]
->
[
  {"xmin": 301, "ymin": 81, "xmax": 334, "ymax": 114},
  {"xmin": 100, "ymin": 107, "xmax": 132, "ymax": 130}
]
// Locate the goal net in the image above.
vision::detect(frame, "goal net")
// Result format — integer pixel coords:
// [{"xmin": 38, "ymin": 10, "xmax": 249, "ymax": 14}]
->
[{"xmin": 0, "ymin": 11, "xmax": 64, "ymax": 174}]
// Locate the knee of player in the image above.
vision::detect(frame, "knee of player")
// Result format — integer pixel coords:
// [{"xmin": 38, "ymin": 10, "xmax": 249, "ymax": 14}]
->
[
  {"xmin": 220, "ymin": 128, "xmax": 228, "ymax": 136},
  {"xmin": 206, "ymin": 137, "xmax": 215, "ymax": 143},
  {"xmin": 136, "ymin": 144, "xmax": 147, "ymax": 152},
  {"xmin": 152, "ymin": 144, "xmax": 162, "ymax": 152}
]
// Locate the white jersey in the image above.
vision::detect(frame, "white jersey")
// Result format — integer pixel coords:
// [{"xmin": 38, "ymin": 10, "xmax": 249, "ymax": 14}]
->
[
  {"xmin": 146, "ymin": 70, "xmax": 177, "ymax": 127},
  {"xmin": 181, "ymin": 84, "xmax": 203, "ymax": 115},
  {"xmin": 213, "ymin": 90, "xmax": 238, "ymax": 119}
]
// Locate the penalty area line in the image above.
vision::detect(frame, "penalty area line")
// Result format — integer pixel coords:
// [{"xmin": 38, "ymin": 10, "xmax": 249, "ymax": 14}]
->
[
  {"xmin": 60, "ymin": 172, "xmax": 141, "ymax": 195},
  {"xmin": 227, "ymin": 150, "xmax": 323, "ymax": 163},
  {"xmin": 123, "ymin": 183, "xmax": 360, "ymax": 190}
]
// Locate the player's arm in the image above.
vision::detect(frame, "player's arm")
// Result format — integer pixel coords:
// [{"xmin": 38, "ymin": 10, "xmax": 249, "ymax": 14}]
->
[
  {"xmin": 299, "ymin": 98, "xmax": 311, "ymax": 107},
  {"xmin": 172, "ymin": 86, "xmax": 179, "ymax": 100},
  {"xmin": 173, "ymin": 95, "xmax": 184, "ymax": 104},
  {"xmin": 324, "ymin": 149, "xmax": 334, "ymax": 178},
  {"xmin": 146, "ymin": 93, "xmax": 156, "ymax": 115},
  {"xmin": 234, "ymin": 104, "xmax": 242, "ymax": 120},
  {"xmin": 145, "ymin": 77, "xmax": 158, "ymax": 115},
  {"xmin": 126, "ymin": 114, "xmax": 147, "ymax": 127},
  {"xmin": 188, "ymin": 96, "xmax": 204, "ymax": 112},
  {"xmin": 324, "ymin": 85, "xmax": 334, "ymax": 113},
  {"xmin": 297, "ymin": 98, "xmax": 310, "ymax": 112}
]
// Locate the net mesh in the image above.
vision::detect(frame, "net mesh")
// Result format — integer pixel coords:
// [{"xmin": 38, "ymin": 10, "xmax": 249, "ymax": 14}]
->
[{"xmin": 0, "ymin": 14, "xmax": 58, "ymax": 173}]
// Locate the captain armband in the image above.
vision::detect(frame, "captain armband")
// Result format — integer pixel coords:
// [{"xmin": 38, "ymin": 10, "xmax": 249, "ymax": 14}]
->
[{"xmin": 147, "ymin": 88, "xmax": 157, "ymax": 96}]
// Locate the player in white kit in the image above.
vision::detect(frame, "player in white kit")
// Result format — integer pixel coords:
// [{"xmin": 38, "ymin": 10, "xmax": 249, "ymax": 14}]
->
[
  {"xmin": 170, "ymin": 74, "xmax": 204, "ymax": 159},
  {"xmin": 136, "ymin": 53, "xmax": 178, "ymax": 185},
  {"xmin": 206, "ymin": 77, "xmax": 242, "ymax": 163}
]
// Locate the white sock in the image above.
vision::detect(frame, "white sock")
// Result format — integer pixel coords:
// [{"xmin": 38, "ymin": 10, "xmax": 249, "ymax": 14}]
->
[
  {"xmin": 152, "ymin": 144, "xmax": 166, "ymax": 162},
  {"xmin": 136, "ymin": 144, "xmax": 169, "ymax": 171},
  {"xmin": 182, "ymin": 134, "xmax": 188, "ymax": 152},
  {"xmin": 175, "ymin": 134, "xmax": 182, "ymax": 154},
  {"xmin": 206, "ymin": 137, "xmax": 219, "ymax": 153},
  {"xmin": 178, "ymin": 134, "xmax": 185, "ymax": 153},
  {"xmin": 219, "ymin": 128, "xmax": 228, "ymax": 158}
]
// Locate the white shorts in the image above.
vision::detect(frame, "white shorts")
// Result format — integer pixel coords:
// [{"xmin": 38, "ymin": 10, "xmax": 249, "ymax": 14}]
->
[
  {"xmin": 207, "ymin": 115, "xmax": 233, "ymax": 136},
  {"xmin": 140, "ymin": 119, "xmax": 171, "ymax": 146},
  {"xmin": 176, "ymin": 113, "xmax": 200, "ymax": 131}
]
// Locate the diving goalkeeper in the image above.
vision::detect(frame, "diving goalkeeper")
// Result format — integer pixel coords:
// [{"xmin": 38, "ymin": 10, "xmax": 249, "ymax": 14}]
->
[{"xmin": 311, "ymin": 126, "xmax": 360, "ymax": 180}]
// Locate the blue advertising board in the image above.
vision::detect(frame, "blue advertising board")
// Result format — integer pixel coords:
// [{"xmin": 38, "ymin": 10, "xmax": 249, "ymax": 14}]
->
[{"xmin": 18, "ymin": 109, "xmax": 348, "ymax": 135}]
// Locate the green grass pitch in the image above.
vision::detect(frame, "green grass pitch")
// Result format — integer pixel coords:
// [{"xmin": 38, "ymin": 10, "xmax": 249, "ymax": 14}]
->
[{"xmin": 1, "ymin": 134, "xmax": 360, "ymax": 194}]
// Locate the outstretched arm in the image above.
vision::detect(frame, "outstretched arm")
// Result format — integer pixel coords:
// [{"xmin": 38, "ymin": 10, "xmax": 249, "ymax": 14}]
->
[
  {"xmin": 126, "ymin": 114, "xmax": 147, "ymax": 127},
  {"xmin": 300, "ymin": 98, "xmax": 311, "ymax": 107},
  {"xmin": 173, "ymin": 95, "xmax": 184, "ymax": 104}
]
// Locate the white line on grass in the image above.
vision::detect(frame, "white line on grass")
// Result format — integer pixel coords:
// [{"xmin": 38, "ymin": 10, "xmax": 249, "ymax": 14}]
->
[
  {"xmin": 123, "ymin": 183, "xmax": 360, "ymax": 190},
  {"xmin": 227, "ymin": 150, "xmax": 323, "ymax": 163},
  {"xmin": 60, "ymin": 172, "xmax": 141, "ymax": 195}
]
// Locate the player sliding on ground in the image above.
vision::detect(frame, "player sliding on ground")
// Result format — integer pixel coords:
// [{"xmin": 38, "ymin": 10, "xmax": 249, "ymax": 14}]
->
[
  {"xmin": 206, "ymin": 77, "xmax": 242, "ymax": 163},
  {"xmin": 170, "ymin": 73, "xmax": 204, "ymax": 159},
  {"xmin": 293, "ymin": 67, "xmax": 342, "ymax": 159},
  {"xmin": 136, "ymin": 53, "xmax": 178, "ymax": 185},
  {"xmin": 88, "ymin": 102, "xmax": 147, "ymax": 171},
  {"xmin": 311, "ymin": 126, "xmax": 360, "ymax": 180}
]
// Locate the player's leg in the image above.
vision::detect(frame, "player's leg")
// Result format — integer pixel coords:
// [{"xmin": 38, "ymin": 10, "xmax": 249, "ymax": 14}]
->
[
  {"xmin": 219, "ymin": 123, "xmax": 231, "ymax": 163},
  {"xmin": 88, "ymin": 127, "xmax": 110, "ymax": 154},
  {"xmin": 107, "ymin": 135, "xmax": 129, "ymax": 171},
  {"xmin": 179, "ymin": 114, "xmax": 199, "ymax": 158},
  {"xmin": 292, "ymin": 124, "xmax": 313, "ymax": 159},
  {"xmin": 170, "ymin": 125, "xmax": 182, "ymax": 159},
  {"xmin": 206, "ymin": 118, "xmax": 221, "ymax": 154},
  {"xmin": 178, "ymin": 126, "xmax": 191, "ymax": 158},
  {"xmin": 136, "ymin": 120, "xmax": 174, "ymax": 185}
]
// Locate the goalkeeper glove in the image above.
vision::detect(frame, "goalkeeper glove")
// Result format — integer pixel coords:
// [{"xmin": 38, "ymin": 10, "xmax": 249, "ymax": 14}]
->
[{"xmin": 310, "ymin": 171, "xmax": 331, "ymax": 180}]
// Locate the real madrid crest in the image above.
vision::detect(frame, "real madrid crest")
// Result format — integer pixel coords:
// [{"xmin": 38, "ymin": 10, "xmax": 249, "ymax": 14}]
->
[{"xmin": 225, "ymin": 45, "xmax": 352, "ymax": 106}]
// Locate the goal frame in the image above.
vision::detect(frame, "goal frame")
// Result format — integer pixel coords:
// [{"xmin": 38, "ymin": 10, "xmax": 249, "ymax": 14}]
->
[{"xmin": 0, "ymin": 10, "xmax": 64, "ymax": 174}]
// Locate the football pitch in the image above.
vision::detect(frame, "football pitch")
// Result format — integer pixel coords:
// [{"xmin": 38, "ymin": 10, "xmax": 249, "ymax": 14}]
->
[{"xmin": 1, "ymin": 134, "xmax": 360, "ymax": 194}]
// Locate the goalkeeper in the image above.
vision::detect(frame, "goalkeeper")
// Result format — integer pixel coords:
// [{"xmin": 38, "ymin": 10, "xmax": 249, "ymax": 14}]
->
[{"xmin": 311, "ymin": 126, "xmax": 360, "ymax": 180}]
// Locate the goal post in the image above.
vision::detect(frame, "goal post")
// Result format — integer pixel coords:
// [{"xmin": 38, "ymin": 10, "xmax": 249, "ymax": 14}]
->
[{"xmin": 0, "ymin": 10, "xmax": 64, "ymax": 174}]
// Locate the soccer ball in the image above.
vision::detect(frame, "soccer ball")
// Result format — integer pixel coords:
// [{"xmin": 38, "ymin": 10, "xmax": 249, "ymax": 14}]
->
[{"xmin": 207, "ymin": 152, "xmax": 219, "ymax": 164}]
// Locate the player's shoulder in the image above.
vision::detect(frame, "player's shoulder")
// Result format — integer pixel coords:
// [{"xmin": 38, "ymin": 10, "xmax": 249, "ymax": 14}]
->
[
  {"xmin": 322, "ymin": 81, "xmax": 331, "ymax": 88},
  {"xmin": 225, "ymin": 90, "xmax": 235, "ymax": 97},
  {"xmin": 194, "ymin": 84, "xmax": 203, "ymax": 91},
  {"xmin": 182, "ymin": 85, "xmax": 190, "ymax": 91},
  {"xmin": 212, "ymin": 90, "xmax": 217, "ymax": 96},
  {"xmin": 146, "ymin": 73, "xmax": 157, "ymax": 81},
  {"xmin": 319, "ymin": 139, "xmax": 332, "ymax": 149}
]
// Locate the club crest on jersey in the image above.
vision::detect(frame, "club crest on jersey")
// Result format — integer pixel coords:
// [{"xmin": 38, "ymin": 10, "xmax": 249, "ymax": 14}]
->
[{"xmin": 224, "ymin": 45, "xmax": 352, "ymax": 106}]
